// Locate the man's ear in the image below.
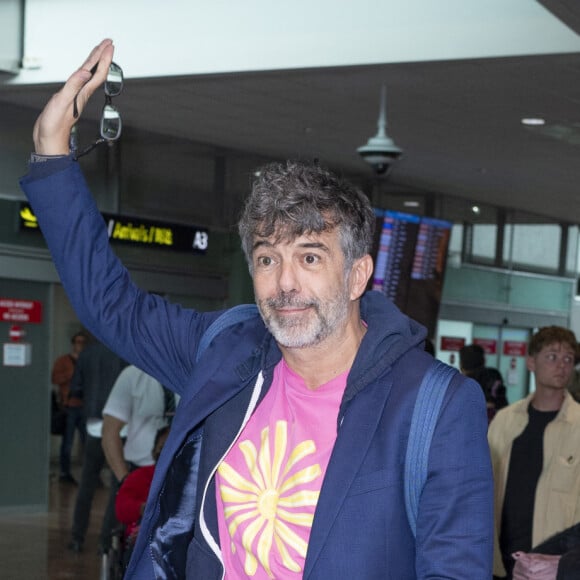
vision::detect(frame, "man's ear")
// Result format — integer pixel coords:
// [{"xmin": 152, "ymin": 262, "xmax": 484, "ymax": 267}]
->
[
  {"xmin": 349, "ymin": 254, "xmax": 374, "ymax": 300},
  {"xmin": 526, "ymin": 355, "xmax": 535, "ymax": 373}
]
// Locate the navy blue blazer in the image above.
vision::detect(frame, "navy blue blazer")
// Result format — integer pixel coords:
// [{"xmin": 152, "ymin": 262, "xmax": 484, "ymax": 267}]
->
[{"xmin": 21, "ymin": 160, "xmax": 493, "ymax": 579}]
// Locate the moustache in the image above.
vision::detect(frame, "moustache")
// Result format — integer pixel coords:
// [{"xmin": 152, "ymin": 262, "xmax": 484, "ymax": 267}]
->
[{"xmin": 265, "ymin": 294, "xmax": 317, "ymax": 310}]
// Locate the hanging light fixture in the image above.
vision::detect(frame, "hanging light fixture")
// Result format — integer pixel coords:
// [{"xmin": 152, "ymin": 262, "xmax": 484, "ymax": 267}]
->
[{"xmin": 357, "ymin": 85, "xmax": 402, "ymax": 176}]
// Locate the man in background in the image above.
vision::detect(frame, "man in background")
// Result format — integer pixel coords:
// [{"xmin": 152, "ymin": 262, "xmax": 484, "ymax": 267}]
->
[
  {"xmin": 488, "ymin": 326, "xmax": 580, "ymax": 578},
  {"xmin": 566, "ymin": 352, "xmax": 580, "ymax": 402},
  {"xmin": 51, "ymin": 330, "xmax": 87, "ymax": 484},
  {"xmin": 101, "ymin": 365, "xmax": 178, "ymax": 491},
  {"xmin": 460, "ymin": 343, "xmax": 508, "ymax": 423},
  {"xmin": 67, "ymin": 340, "xmax": 127, "ymax": 554}
]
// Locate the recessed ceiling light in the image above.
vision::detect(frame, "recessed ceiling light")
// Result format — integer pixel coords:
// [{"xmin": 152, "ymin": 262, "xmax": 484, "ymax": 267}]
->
[
  {"xmin": 472, "ymin": 205, "xmax": 481, "ymax": 214},
  {"xmin": 521, "ymin": 118, "xmax": 546, "ymax": 126},
  {"xmin": 403, "ymin": 200, "xmax": 420, "ymax": 208}
]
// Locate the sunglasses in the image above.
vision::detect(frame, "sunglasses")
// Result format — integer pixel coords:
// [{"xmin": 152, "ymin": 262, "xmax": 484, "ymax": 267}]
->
[{"xmin": 71, "ymin": 61, "xmax": 123, "ymax": 160}]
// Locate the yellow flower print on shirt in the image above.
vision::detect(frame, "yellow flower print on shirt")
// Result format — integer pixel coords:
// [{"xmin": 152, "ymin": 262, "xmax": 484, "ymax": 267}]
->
[{"xmin": 218, "ymin": 420, "xmax": 322, "ymax": 578}]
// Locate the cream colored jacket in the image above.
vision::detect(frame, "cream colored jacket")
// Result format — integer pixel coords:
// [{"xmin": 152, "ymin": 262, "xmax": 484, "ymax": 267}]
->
[{"xmin": 487, "ymin": 392, "xmax": 580, "ymax": 577}]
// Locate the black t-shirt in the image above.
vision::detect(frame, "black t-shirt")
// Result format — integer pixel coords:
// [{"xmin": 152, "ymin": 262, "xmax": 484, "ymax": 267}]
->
[{"xmin": 500, "ymin": 404, "xmax": 558, "ymax": 576}]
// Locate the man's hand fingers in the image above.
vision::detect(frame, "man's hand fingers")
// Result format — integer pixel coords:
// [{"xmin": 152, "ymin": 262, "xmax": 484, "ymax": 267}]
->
[
  {"xmin": 62, "ymin": 39, "xmax": 114, "ymax": 114},
  {"xmin": 80, "ymin": 38, "xmax": 114, "ymax": 75},
  {"xmin": 32, "ymin": 39, "xmax": 115, "ymax": 155}
]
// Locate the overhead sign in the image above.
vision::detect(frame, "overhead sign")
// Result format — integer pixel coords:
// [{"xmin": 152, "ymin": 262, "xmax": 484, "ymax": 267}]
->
[
  {"xmin": 102, "ymin": 212, "xmax": 208, "ymax": 253},
  {"xmin": 19, "ymin": 204, "xmax": 209, "ymax": 254},
  {"xmin": 0, "ymin": 298, "xmax": 43, "ymax": 323},
  {"xmin": 20, "ymin": 205, "xmax": 38, "ymax": 229}
]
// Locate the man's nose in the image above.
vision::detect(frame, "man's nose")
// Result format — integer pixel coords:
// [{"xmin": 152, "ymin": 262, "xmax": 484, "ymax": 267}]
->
[{"xmin": 277, "ymin": 261, "xmax": 300, "ymax": 293}]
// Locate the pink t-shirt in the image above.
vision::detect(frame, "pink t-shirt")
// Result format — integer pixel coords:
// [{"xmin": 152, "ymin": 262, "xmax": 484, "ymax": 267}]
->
[{"xmin": 215, "ymin": 359, "xmax": 347, "ymax": 579}]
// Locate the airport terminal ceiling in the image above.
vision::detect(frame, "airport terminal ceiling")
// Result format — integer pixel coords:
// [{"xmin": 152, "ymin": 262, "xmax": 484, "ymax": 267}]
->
[{"xmin": 1, "ymin": 1, "xmax": 580, "ymax": 226}]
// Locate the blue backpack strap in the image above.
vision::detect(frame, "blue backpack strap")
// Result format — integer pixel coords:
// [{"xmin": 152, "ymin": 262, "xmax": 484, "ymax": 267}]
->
[
  {"xmin": 195, "ymin": 304, "xmax": 259, "ymax": 363},
  {"xmin": 404, "ymin": 359, "xmax": 457, "ymax": 538}
]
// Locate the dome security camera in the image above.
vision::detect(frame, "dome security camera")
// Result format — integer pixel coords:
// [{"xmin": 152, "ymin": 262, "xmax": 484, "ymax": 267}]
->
[
  {"xmin": 357, "ymin": 85, "xmax": 402, "ymax": 176},
  {"xmin": 357, "ymin": 135, "xmax": 402, "ymax": 175}
]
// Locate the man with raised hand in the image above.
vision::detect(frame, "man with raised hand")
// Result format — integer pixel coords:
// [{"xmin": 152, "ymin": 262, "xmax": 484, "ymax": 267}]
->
[{"xmin": 21, "ymin": 39, "xmax": 493, "ymax": 579}]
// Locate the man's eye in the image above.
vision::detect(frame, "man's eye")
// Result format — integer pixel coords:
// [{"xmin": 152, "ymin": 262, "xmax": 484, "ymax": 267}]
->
[
  {"xmin": 257, "ymin": 256, "xmax": 272, "ymax": 267},
  {"xmin": 304, "ymin": 254, "xmax": 319, "ymax": 265}
]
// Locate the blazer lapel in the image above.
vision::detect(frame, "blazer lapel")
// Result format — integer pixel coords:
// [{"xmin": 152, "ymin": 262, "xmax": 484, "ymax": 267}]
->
[{"xmin": 303, "ymin": 376, "xmax": 393, "ymax": 578}]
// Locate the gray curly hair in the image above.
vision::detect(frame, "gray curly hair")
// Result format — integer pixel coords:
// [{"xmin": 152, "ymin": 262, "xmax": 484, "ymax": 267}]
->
[{"xmin": 238, "ymin": 161, "xmax": 375, "ymax": 273}]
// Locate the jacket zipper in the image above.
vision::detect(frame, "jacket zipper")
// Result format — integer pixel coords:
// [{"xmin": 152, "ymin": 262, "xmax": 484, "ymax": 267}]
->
[{"xmin": 198, "ymin": 371, "xmax": 265, "ymax": 579}]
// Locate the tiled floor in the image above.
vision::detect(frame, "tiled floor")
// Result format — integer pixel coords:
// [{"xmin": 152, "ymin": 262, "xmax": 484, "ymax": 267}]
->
[{"xmin": 0, "ymin": 467, "xmax": 111, "ymax": 580}]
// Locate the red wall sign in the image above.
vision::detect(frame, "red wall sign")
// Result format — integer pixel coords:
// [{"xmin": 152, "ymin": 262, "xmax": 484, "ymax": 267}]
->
[
  {"xmin": 440, "ymin": 336, "xmax": 466, "ymax": 351},
  {"xmin": 473, "ymin": 338, "xmax": 497, "ymax": 355},
  {"xmin": 9, "ymin": 325, "xmax": 25, "ymax": 342},
  {"xmin": 503, "ymin": 340, "xmax": 528, "ymax": 357},
  {"xmin": 0, "ymin": 298, "xmax": 43, "ymax": 324}
]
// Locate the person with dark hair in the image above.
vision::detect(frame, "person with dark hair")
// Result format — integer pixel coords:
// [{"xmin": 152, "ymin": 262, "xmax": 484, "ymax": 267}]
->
[
  {"xmin": 460, "ymin": 343, "xmax": 508, "ymax": 423},
  {"xmin": 566, "ymin": 347, "xmax": 580, "ymax": 403},
  {"xmin": 67, "ymin": 340, "xmax": 127, "ymax": 554},
  {"xmin": 20, "ymin": 39, "xmax": 493, "ymax": 579},
  {"xmin": 459, "ymin": 343, "xmax": 486, "ymax": 375},
  {"xmin": 488, "ymin": 326, "xmax": 580, "ymax": 578},
  {"xmin": 51, "ymin": 330, "xmax": 88, "ymax": 484}
]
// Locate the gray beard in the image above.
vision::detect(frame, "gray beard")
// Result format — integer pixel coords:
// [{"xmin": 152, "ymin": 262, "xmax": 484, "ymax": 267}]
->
[{"xmin": 258, "ymin": 289, "xmax": 349, "ymax": 349}]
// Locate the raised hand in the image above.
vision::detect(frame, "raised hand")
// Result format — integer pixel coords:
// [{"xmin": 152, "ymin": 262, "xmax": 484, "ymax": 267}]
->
[{"xmin": 32, "ymin": 39, "xmax": 115, "ymax": 156}]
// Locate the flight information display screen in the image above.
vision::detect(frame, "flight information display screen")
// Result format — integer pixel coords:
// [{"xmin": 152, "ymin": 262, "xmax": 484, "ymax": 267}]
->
[{"xmin": 370, "ymin": 209, "xmax": 452, "ymax": 336}]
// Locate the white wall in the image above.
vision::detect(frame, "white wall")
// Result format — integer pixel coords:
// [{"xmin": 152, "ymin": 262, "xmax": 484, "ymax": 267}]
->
[
  {"xmin": 569, "ymin": 296, "xmax": 580, "ymax": 340},
  {"xmin": 11, "ymin": 0, "xmax": 580, "ymax": 85}
]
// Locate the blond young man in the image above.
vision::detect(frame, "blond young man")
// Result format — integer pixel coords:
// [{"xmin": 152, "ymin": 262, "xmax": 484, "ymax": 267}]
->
[{"xmin": 488, "ymin": 326, "xmax": 580, "ymax": 578}]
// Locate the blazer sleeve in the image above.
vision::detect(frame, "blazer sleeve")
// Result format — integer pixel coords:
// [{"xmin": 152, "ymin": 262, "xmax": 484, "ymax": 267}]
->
[
  {"xmin": 21, "ymin": 160, "xmax": 217, "ymax": 396},
  {"xmin": 415, "ymin": 374, "xmax": 494, "ymax": 579}
]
